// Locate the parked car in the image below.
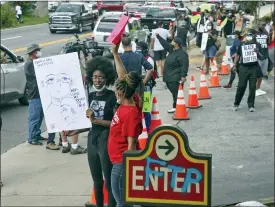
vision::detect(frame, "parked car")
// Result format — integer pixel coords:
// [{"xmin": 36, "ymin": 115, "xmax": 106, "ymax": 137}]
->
[
  {"xmin": 123, "ymin": 3, "xmax": 143, "ymax": 17},
  {"xmin": 97, "ymin": 0, "xmax": 125, "ymax": 15},
  {"xmin": 93, "ymin": 13, "xmax": 149, "ymax": 48},
  {"xmin": 0, "ymin": 45, "xmax": 28, "ymax": 105},
  {"xmin": 49, "ymin": 2, "xmax": 98, "ymax": 33},
  {"xmin": 138, "ymin": 6, "xmax": 178, "ymax": 32}
]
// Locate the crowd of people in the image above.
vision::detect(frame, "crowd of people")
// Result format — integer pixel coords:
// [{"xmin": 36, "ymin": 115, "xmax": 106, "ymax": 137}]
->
[{"xmin": 1, "ymin": 3, "xmax": 274, "ymax": 207}]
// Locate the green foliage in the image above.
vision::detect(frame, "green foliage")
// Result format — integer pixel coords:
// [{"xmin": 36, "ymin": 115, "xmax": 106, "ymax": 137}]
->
[
  {"xmin": 10, "ymin": 1, "xmax": 36, "ymax": 16},
  {"xmin": 239, "ymin": 1, "xmax": 258, "ymax": 15},
  {"xmin": 0, "ymin": 3, "xmax": 16, "ymax": 28}
]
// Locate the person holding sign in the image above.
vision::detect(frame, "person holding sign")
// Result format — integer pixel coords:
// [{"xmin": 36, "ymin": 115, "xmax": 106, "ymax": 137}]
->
[
  {"xmin": 64, "ymin": 57, "xmax": 117, "ymax": 207},
  {"xmin": 255, "ymin": 21, "xmax": 271, "ymax": 97},
  {"xmin": 108, "ymin": 44, "xmax": 143, "ymax": 207},
  {"xmin": 232, "ymin": 31, "xmax": 263, "ymax": 112},
  {"xmin": 203, "ymin": 21, "xmax": 218, "ymax": 75}
]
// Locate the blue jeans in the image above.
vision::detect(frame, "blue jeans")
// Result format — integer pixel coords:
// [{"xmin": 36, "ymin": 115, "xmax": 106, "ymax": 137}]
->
[
  {"xmin": 111, "ymin": 163, "xmax": 124, "ymax": 207},
  {"xmin": 28, "ymin": 98, "xmax": 55, "ymax": 143}
]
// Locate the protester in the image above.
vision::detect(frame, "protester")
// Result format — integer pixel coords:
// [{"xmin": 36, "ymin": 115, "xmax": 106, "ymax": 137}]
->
[
  {"xmin": 136, "ymin": 41, "xmax": 157, "ymax": 132},
  {"xmin": 224, "ymin": 31, "xmax": 242, "ymax": 88},
  {"xmin": 155, "ymin": 34, "xmax": 189, "ymax": 113},
  {"xmin": 235, "ymin": 10, "xmax": 244, "ymax": 32},
  {"xmin": 243, "ymin": 9, "xmax": 255, "ymax": 30},
  {"xmin": 268, "ymin": 23, "xmax": 275, "ymax": 69},
  {"xmin": 109, "ymin": 44, "xmax": 143, "ymax": 207},
  {"xmin": 196, "ymin": 10, "xmax": 207, "ymax": 47},
  {"xmin": 59, "ymin": 133, "xmax": 86, "ymax": 154},
  {"xmin": 15, "ymin": 3, "xmax": 22, "ymax": 23},
  {"xmin": 176, "ymin": 13, "xmax": 191, "ymax": 51},
  {"xmin": 24, "ymin": 44, "xmax": 58, "ymax": 149},
  {"xmin": 203, "ymin": 21, "xmax": 218, "ymax": 75},
  {"xmin": 255, "ymin": 21, "xmax": 270, "ymax": 96},
  {"xmin": 118, "ymin": 33, "xmax": 153, "ymax": 83},
  {"xmin": 232, "ymin": 31, "xmax": 262, "ymax": 112},
  {"xmin": 223, "ymin": 12, "xmax": 236, "ymax": 38},
  {"xmin": 151, "ymin": 21, "xmax": 172, "ymax": 77}
]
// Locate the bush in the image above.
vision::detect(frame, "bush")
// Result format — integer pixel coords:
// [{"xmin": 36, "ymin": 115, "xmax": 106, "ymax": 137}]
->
[{"xmin": 0, "ymin": 3, "xmax": 16, "ymax": 28}]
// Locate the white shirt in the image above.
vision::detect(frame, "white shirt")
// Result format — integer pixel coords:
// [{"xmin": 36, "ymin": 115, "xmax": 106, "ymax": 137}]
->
[
  {"xmin": 152, "ymin": 28, "xmax": 171, "ymax": 51},
  {"xmin": 15, "ymin": 5, "xmax": 22, "ymax": 15},
  {"xmin": 244, "ymin": 15, "xmax": 254, "ymax": 29},
  {"xmin": 118, "ymin": 41, "xmax": 137, "ymax": 54}
]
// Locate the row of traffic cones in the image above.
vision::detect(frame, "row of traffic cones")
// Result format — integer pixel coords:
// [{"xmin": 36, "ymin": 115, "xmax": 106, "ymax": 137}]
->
[{"xmin": 173, "ymin": 69, "xmax": 220, "ymax": 120}]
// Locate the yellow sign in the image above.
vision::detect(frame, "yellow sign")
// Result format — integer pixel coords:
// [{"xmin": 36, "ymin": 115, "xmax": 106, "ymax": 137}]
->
[{"xmin": 142, "ymin": 91, "xmax": 151, "ymax": 113}]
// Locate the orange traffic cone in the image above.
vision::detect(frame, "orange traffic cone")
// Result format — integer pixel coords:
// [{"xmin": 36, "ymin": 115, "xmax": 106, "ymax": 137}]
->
[
  {"xmin": 173, "ymin": 82, "xmax": 190, "ymax": 120},
  {"xmin": 150, "ymin": 97, "xmax": 162, "ymax": 133},
  {"xmin": 187, "ymin": 76, "xmax": 202, "ymax": 109},
  {"xmin": 209, "ymin": 71, "xmax": 221, "ymax": 88},
  {"xmin": 218, "ymin": 52, "xmax": 229, "ymax": 75},
  {"xmin": 85, "ymin": 181, "xmax": 108, "ymax": 207},
  {"xmin": 138, "ymin": 114, "xmax": 148, "ymax": 150},
  {"xmin": 198, "ymin": 70, "xmax": 211, "ymax": 100}
]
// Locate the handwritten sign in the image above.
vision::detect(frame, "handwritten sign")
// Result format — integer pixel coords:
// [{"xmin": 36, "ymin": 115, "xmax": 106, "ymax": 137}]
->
[
  {"xmin": 123, "ymin": 125, "xmax": 212, "ymax": 207},
  {"xmin": 106, "ymin": 15, "xmax": 130, "ymax": 45},
  {"xmin": 33, "ymin": 52, "xmax": 91, "ymax": 133},
  {"xmin": 201, "ymin": 33, "xmax": 208, "ymax": 51},
  {"xmin": 241, "ymin": 44, "xmax": 257, "ymax": 64}
]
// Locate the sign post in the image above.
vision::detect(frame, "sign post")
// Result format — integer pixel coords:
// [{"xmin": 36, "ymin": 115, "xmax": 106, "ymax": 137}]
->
[{"xmin": 123, "ymin": 125, "xmax": 212, "ymax": 207}]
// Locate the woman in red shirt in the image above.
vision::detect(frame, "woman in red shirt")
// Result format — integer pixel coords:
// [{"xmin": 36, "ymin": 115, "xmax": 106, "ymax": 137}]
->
[{"xmin": 108, "ymin": 44, "xmax": 143, "ymax": 207}]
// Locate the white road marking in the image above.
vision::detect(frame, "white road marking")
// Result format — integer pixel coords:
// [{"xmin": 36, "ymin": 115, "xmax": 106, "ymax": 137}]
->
[
  {"xmin": 1, "ymin": 36, "xmax": 22, "ymax": 41},
  {"xmin": 265, "ymin": 95, "xmax": 274, "ymax": 109}
]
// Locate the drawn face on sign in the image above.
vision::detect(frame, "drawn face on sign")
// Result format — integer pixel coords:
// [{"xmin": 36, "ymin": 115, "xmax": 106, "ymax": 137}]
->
[
  {"xmin": 45, "ymin": 73, "xmax": 72, "ymax": 99},
  {"xmin": 60, "ymin": 104, "xmax": 76, "ymax": 125}
]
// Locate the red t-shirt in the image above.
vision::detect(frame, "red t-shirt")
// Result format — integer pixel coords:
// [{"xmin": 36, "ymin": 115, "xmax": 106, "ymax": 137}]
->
[{"xmin": 108, "ymin": 98, "xmax": 142, "ymax": 164}]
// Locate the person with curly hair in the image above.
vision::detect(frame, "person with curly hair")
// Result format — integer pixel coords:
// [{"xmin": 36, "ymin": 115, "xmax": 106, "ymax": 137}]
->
[
  {"xmin": 65, "ymin": 56, "xmax": 117, "ymax": 207},
  {"xmin": 108, "ymin": 44, "xmax": 143, "ymax": 207}
]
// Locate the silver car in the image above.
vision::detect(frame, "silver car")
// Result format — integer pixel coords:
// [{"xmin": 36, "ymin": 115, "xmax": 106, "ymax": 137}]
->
[{"xmin": 0, "ymin": 45, "xmax": 28, "ymax": 105}]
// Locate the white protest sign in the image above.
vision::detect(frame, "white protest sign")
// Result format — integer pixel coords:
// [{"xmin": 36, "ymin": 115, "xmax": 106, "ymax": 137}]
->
[
  {"xmin": 33, "ymin": 52, "xmax": 92, "ymax": 133},
  {"xmin": 241, "ymin": 44, "xmax": 257, "ymax": 64},
  {"xmin": 201, "ymin": 33, "xmax": 208, "ymax": 51}
]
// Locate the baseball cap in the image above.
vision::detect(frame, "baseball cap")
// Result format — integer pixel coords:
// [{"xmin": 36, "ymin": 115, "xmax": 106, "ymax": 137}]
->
[{"xmin": 173, "ymin": 37, "xmax": 183, "ymax": 46}]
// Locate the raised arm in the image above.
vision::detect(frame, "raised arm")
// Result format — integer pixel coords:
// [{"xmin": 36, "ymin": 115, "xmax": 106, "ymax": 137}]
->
[
  {"xmin": 156, "ymin": 33, "xmax": 174, "ymax": 53},
  {"xmin": 112, "ymin": 44, "xmax": 127, "ymax": 78}
]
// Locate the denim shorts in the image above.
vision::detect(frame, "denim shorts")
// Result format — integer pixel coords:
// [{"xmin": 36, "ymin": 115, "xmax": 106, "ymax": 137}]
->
[{"xmin": 204, "ymin": 45, "xmax": 217, "ymax": 58}]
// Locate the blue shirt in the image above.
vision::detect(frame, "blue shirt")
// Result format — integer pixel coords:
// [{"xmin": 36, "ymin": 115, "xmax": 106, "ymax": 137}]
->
[
  {"xmin": 118, "ymin": 51, "xmax": 153, "ymax": 76},
  {"xmin": 230, "ymin": 39, "xmax": 241, "ymax": 57}
]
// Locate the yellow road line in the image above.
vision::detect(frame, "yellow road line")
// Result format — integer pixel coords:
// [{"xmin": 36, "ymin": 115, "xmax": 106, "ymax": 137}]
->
[
  {"xmin": 11, "ymin": 32, "xmax": 92, "ymax": 53},
  {"xmin": 11, "ymin": 33, "xmax": 202, "ymax": 63}
]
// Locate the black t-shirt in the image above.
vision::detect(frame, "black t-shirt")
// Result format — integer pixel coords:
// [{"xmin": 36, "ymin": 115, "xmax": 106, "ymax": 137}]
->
[
  {"xmin": 88, "ymin": 89, "xmax": 116, "ymax": 140},
  {"xmin": 237, "ymin": 41, "xmax": 260, "ymax": 66},
  {"xmin": 255, "ymin": 31, "xmax": 269, "ymax": 60},
  {"xmin": 206, "ymin": 30, "xmax": 218, "ymax": 48},
  {"xmin": 24, "ymin": 59, "xmax": 40, "ymax": 100}
]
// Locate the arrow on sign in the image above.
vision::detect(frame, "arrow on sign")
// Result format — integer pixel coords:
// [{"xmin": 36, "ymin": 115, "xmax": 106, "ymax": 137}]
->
[{"xmin": 158, "ymin": 140, "xmax": 175, "ymax": 156}]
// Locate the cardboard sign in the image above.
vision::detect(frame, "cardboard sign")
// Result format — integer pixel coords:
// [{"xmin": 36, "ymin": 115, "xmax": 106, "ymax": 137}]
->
[
  {"xmin": 123, "ymin": 125, "xmax": 212, "ymax": 207},
  {"xmin": 201, "ymin": 33, "xmax": 208, "ymax": 51},
  {"xmin": 241, "ymin": 44, "xmax": 257, "ymax": 64},
  {"xmin": 106, "ymin": 15, "xmax": 130, "ymax": 45}
]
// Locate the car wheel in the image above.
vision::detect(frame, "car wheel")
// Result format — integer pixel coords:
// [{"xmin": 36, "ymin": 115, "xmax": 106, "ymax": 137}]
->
[
  {"xmin": 18, "ymin": 89, "xmax": 29, "ymax": 106},
  {"xmin": 78, "ymin": 23, "xmax": 83, "ymax": 33}
]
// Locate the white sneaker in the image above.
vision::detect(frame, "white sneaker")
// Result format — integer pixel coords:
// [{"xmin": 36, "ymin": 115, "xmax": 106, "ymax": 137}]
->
[
  {"xmin": 167, "ymin": 108, "xmax": 176, "ymax": 113},
  {"xmin": 249, "ymin": 107, "xmax": 256, "ymax": 112},
  {"xmin": 258, "ymin": 89, "xmax": 267, "ymax": 95}
]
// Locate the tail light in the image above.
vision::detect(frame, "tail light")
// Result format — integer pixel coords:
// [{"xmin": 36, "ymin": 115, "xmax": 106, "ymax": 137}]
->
[
  {"xmin": 169, "ymin": 21, "xmax": 174, "ymax": 27},
  {"xmin": 134, "ymin": 13, "xmax": 141, "ymax": 17},
  {"xmin": 92, "ymin": 35, "xmax": 94, "ymax": 40}
]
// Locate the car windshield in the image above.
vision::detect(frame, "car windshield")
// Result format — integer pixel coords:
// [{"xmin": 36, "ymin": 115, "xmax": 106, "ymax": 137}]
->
[
  {"xmin": 56, "ymin": 4, "xmax": 81, "ymax": 13},
  {"xmin": 96, "ymin": 21, "xmax": 118, "ymax": 33},
  {"xmin": 147, "ymin": 8, "xmax": 175, "ymax": 18},
  {"xmin": 126, "ymin": 6, "xmax": 139, "ymax": 12},
  {"xmin": 137, "ymin": 7, "xmax": 150, "ymax": 13}
]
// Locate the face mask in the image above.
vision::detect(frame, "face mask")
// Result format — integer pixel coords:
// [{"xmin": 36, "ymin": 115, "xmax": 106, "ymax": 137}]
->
[
  {"xmin": 36, "ymin": 51, "xmax": 42, "ymax": 58},
  {"xmin": 207, "ymin": 26, "xmax": 212, "ymax": 30},
  {"xmin": 245, "ymin": 36, "xmax": 253, "ymax": 41},
  {"xmin": 92, "ymin": 84, "xmax": 106, "ymax": 92}
]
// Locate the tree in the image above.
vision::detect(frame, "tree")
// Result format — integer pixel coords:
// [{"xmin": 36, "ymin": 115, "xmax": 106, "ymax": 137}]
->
[{"xmin": 0, "ymin": 3, "xmax": 16, "ymax": 28}]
